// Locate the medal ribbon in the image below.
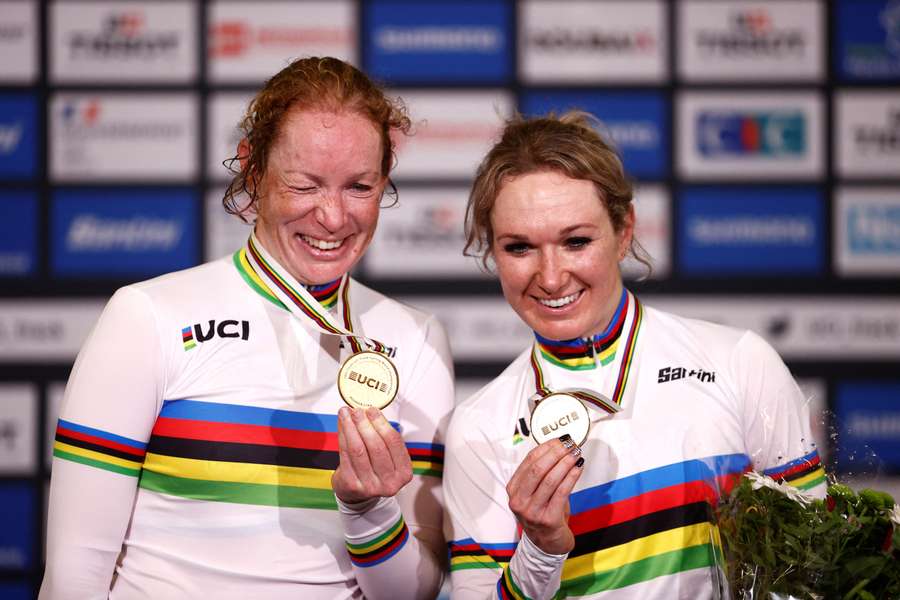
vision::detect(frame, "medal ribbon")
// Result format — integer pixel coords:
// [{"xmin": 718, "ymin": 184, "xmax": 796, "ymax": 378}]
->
[
  {"xmin": 244, "ymin": 233, "xmax": 388, "ymax": 355},
  {"xmin": 529, "ymin": 293, "xmax": 644, "ymax": 415}
]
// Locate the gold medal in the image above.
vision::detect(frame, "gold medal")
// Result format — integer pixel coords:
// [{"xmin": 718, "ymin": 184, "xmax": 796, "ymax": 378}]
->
[
  {"xmin": 337, "ymin": 351, "xmax": 399, "ymax": 410},
  {"xmin": 529, "ymin": 392, "xmax": 591, "ymax": 446}
]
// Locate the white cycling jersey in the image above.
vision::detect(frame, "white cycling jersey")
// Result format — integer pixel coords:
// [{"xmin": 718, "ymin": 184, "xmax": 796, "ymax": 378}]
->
[
  {"xmin": 445, "ymin": 290, "xmax": 825, "ymax": 600},
  {"xmin": 41, "ymin": 245, "xmax": 454, "ymax": 600}
]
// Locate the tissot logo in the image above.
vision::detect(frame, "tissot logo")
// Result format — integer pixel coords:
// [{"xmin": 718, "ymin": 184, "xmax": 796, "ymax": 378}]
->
[
  {"xmin": 529, "ymin": 28, "xmax": 656, "ymax": 54},
  {"xmin": 68, "ymin": 11, "xmax": 178, "ymax": 60},
  {"xmin": 854, "ymin": 108, "xmax": 900, "ymax": 153},
  {"xmin": 697, "ymin": 9, "xmax": 805, "ymax": 57},
  {"xmin": 657, "ymin": 367, "xmax": 716, "ymax": 384},
  {"xmin": 697, "ymin": 111, "xmax": 805, "ymax": 157},
  {"xmin": 182, "ymin": 320, "xmax": 250, "ymax": 351}
]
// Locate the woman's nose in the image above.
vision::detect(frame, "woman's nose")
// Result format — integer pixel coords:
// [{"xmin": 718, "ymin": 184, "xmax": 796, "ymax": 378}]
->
[
  {"xmin": 536, "ymin": 250, "xmax": 566, "ymax": 293},
  {"xmin": 314, "ymin": 191, "xmax": 347, "ymax": 232}
]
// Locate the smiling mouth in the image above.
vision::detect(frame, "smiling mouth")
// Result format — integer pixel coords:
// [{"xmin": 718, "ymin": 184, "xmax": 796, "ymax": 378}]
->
[
  {"xmin": 536, "ymin": 291, "xmax": 582, "ymax": 308},
  {"xmin": 300, "ymin": 234, "xmax": 344, "ymax": 251}
]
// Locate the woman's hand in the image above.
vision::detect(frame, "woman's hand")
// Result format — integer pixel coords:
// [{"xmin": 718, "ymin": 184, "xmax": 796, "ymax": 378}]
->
[
  {"xmin": 506, "ymin": 434, "xmax": 584, "ymax": 555},
  {"xmin": 332, "ymin": 406, "xmax": 413, "ymax": 504}
]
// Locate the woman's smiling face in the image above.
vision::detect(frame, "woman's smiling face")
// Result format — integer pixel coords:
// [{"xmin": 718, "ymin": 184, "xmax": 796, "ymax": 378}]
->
[{"xmin": 490, "ymin": 170, "xmax": 633, "ymax": 341}]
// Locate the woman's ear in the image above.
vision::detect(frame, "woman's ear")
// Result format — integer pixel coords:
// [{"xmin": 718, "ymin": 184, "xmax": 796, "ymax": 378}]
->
[
  {"xmin": 238, "ymin": 138, "xmax": 251, "ymax": 173},
  {"xmin": 618, "ymin": 204, "xmax": 635, "ymax": 261}
]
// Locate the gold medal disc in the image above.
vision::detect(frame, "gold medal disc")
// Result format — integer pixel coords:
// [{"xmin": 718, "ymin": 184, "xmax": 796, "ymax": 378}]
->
[
  {"xmin": 337, "ymin": 351, "xmax": 399, "ymax": 410},
  {"xmin": 529, "ymin": 392, "xmax": 591, "ymax": 446}
]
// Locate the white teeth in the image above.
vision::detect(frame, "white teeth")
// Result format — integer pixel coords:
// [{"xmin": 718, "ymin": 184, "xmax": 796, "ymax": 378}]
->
[
  {"xmin": 538, "ymin": 292, "xmax": 579, "ymax": 308},
  {"xmin": 301, "ymin": 234, "xmax": 343, "ymax": 250}
]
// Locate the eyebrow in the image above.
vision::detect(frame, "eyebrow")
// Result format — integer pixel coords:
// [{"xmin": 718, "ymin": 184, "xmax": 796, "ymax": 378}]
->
[{"xmin": 495, "ymin": 223, "xmax": 596, "ymax": 241}]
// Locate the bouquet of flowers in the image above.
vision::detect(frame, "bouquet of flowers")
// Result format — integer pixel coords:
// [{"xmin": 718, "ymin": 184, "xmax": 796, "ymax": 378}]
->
[{"xmin": 717, "ymin": 472, "xmax": 900, "ymax": 600}]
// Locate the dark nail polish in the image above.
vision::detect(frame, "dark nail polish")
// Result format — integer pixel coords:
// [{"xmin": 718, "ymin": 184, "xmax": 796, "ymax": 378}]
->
[
  {"xmin": 575, "ymin": 457, "xmax": 585, "ymax": 468},
  {"xmin": 559, "ymin": 434, "xmax": 572, "ymax": 443}
]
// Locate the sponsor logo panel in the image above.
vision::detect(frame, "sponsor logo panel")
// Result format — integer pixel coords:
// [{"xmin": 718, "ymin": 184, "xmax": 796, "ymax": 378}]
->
[
  {"xmin": 0, "ymin": 582, "xmax": 32, "ymax": 600},
  {"xmin": 677, "ymin": 0, "xmax": 823, "ymax": 81},
  {"xmin": 0, "ymin": 191, "xmax": 37, "ymax": 277},
  {"xmin": 520, "ymin": 90, "xmax": 669, "ymax": 178},
  {"xmin": 207, "ymin": 1, "xmax": 355, "ymax": 83},
  {"xmin": 50, "ymin": 1, "xmax": 196, "ymax": 83},
  {"xmin": 51, "ymin": 188, "xmax": 198, "ymax": 277},
  {"xmin": 207, "ymin": 92, "xmax": 254, "ymax": 182},
  {"xmin": 834, "ymin": 91, "xmax": 900, "ymax": 177},
  {"xmin": 0, "ymin": 94, "xmax": 37, "ymax": 179},
  {"xmin": 835, "ymin": 0, "xmax": 900, "ymax": 80},
  {"xmin": 364, "ymin": 1, "xmax": 512, "ymax": 83},
  {"xmin": 0, "ymin": 1, "xmax": 37, "ymax": 83},
  {"xmin": 366, "ymin": 186, "xmax": 488, "ymax": 278},
  {"xmin": 645, "ymin": 296, "xmax": 900, "ymax": 360},
  {"xmin": 49, "ymin": 93, "xmax": 198, "ymax": 182},
  {"xmin": 0, "ymin": 300, "xmax": 104, "ymax": 362},
  {"xmin": 677, "ymin": 91, "xmax": 824, "ymax": 179},
  {"xmin": 400, "ymin": 296, "xmax": 531, "ymax": 362},
  {"xmin": 678, "ymin": 186, "xmax": 824, "ymax": 274},
  {"xmin": 835, "ymin": 187, "xmax": 900, "ymax": 276},
  {"xmin": 392, "ymin": 90, "xmax": 513, "ymax": 179},
  {"xmin": 519, "ymin": 0, "xmax": 666, "ymax": 83},
  {"xmin": 623, "ymin": 185, "xmax": 670, "ymax": 280},
  {"xmin": 0, "ymin": 483, "xmax": 35, "ymax": 570},
  {"xmin": 46, "ymin": 383, "xmax": 64, "ymax": 470},
  {"xmin": 834, "ymin": 382, "xmax": 900, "ymax": 472},
  {"xmin": 0, "ymin": 384, "xmax": 37, "ymax": 475},
  {"xmin": 205, "ymin": 188, "xmax": 253, "ymax": 262}
]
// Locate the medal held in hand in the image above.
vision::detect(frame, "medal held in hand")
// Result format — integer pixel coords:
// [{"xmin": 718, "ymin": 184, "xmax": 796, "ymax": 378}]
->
[
  {"xmin": 337, "ymin": 350, "xmax": 399, "ymax": 410},
  {"xmin": 245, "ymin": 234, "xmax": 399, "ymax": 410},
  {"xmin": 529, "ymin": 392, "xmax": 591, "ymax": 446}
]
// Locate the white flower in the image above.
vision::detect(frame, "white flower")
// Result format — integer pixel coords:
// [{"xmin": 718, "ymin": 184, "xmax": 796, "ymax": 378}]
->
[
  {"xmin": 744, "ymin": 471, "xmax": 816, "ymax": 506},
  {"xmin": 890, "ymin": 504, "xmax": 900, "ymax": 526}
]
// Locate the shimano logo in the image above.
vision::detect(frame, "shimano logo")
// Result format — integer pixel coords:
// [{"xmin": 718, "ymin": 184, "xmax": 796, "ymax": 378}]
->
[
  {"xmin": 848, "ymin": 206, "xmax": 900, "ymax": 253},
  {"xmin": 689, "ymin": 217, "xmax": 815, "ymax": 245},
  {"xmin": 530, "ymin": 28, "xmax": 656, "ymax": 53},
  {"xmin": 0, "ymin": 123, "xmax": 22, "ymax": 154},
  {"xmin": 854, "ymin": 109, "xmax": 900, "ymax": 154},
  {"xmin": 66, "ymin": 216, "xmax": 182, "ymax": 251},
  {"xmin": 376, "ymin": 27, "xmax": 501, "ymax": 52},
  {"xmin": 658, "ymin": 366, "xmax": 716, "ymax": 384},
  {"xmin": 847, "ymin": 413, "xmax": 900, "ymax": 438}
]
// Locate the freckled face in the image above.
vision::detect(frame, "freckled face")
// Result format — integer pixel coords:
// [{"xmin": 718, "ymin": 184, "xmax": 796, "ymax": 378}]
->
[
  {"xmin": 490, "ymin": 170, "xmax": 633, "ymax": 341},
  {"xmin": 253, "ymin": 108, "xmax": 386, "ymax": 285}
]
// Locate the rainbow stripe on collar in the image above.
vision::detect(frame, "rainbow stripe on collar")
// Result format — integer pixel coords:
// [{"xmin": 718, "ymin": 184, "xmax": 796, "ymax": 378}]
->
[
  {"xmin": 534, "ymin": 289, "xmax": 628, "ymax": 371},
  {"xmin": 232, "ymin": 248, "xmax": 338, "ymax": 310}
]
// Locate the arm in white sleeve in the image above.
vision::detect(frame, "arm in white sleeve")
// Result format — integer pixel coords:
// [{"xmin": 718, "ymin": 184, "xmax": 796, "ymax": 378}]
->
[
  {"xmin": 40, "ymin": 287, "xmax": 165, "ymax": 600},
  {"xmin": 344, "ymin": 315, "xmax": 454, "ymax": 599},
  {"xmin": 444, "ymin": 410, "xmax": 565, "ymax": 600},
  {"xmin": 734, "ymin": 330, "xmax": 826, "ymax": 498}
]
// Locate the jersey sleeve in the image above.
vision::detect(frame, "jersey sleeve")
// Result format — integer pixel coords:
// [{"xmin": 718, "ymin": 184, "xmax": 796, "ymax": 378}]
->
[
  {"xmin": 733, "ymin": 330, "xmax": 826, "ymax": 498},
  {"xmin": 444, "ymin": 409, "xmax": 566, "ymax": 600},
  {"xmin": 40, "ymin": 286, "xmax": 166, "ymax": 600},
  {"xmin": 341, "ymin": 314, "xmax": 455, "ymax": 600}
]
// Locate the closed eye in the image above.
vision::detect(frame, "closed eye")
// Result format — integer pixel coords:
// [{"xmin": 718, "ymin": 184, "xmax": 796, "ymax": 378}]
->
[
  {"xmin": 502, "ymin": 242, "xmax": 530, "ymax": 255},
  {"xmin": 566, "ymin": 236, "xmax": 592, "ymax": 249}
]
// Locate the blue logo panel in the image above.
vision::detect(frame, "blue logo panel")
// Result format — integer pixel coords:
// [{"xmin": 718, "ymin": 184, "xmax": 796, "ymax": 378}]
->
[
  {"xmin": 0, "ymin": 94, "xmax": 38, "ymax": 179},
  {"xmin": 0, "ymin": 484, "xmax": 35, "ymax": 571},
  {"xmin": 364, "ymin": 0, "xmax": 512, "ymax": 83},
  {"xmin": 0, "ymin": 191, "xmax": 37, "ymax": 277},
  {"xmin": 835, "ymin": 0, "xmax": 900, "ymax": 81},
  {"xmin": 51, "ymin": 188, "xmax": 198, "ymax": 277},
  {"xmin": 678, "ymin": 186, "xmax": 824, "ymax": 275},
  {"xmin": 0, "ymin": 583, "xmax": 33, "ymax": 600},
  {"xmin": 835, "ymin": 382, "xmax": 900, "ymax": 473},
  {"xmin": 696, "ymin": 112, "xmax": 805, "ymax": 157},
  {"xmin": 521, "ymin": 91, "xmax": 669, "ymax": 179}
]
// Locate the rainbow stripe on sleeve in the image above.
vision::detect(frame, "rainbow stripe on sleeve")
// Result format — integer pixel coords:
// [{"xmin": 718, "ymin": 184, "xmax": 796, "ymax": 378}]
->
[
  {"xmin": 53, "ymin": 419, "xmax": 147, "ymax": 477},
  {"xmin": 346, "ymin": 515, "xmax": 410, "ymax": 567},
  {"xmin": 406, "ymin": 442, "xmax": 444, "ymax": 478},
  {"xmin": 763, "ymin": 449, "xmax": 826, "ymax": 491},
  {"xmin": 449, "ymin": 538, "xmax": 515, "ymax": 571},
  {"xmin": 497, "ymin": 565, "xmax": 530, "ymax": 600},
  {"xmin": 557, "ymin": 454, "xmax": 750, "ymax": 596}
]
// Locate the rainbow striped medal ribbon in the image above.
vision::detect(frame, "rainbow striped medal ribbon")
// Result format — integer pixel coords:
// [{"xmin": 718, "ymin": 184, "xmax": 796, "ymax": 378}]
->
[
  {"xmin": 527, "ymin": 295, "xmax": 643, "ymax": 446},
  {"xmin": 244, "ymin": 233, "xmax": 399, "ymax": 410}
]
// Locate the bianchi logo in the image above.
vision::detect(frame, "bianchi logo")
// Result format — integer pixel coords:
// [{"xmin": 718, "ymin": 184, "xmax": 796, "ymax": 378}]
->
[
  {"xmin": 529, "ymin": 27, "xmax": 656, "ymax": 53},
  {"xmin": 376, "ymin": 27, "xmax": 501, "ymax": 52},
  {"xmin": 657, "ymin": 366, "xmax": 716, "ymax": 384},
  {"xmin": 182, "ymin": 320, "xmax": 250, "ymax": 351},
  {"xmin": 66, "ymin": 216, "xmax": 182, "ymax": 251},
  {"xmin": 697, "ymin": 9, "xmax": 805, "ymax": 57},
  {"xmin": 68, "ymin": 11, "xmax": 179, "ymax": 59}
]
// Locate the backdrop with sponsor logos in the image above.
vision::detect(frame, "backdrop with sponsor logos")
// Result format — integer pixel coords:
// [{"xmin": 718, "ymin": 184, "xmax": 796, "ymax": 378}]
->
[{"xmin": 1, "ymin": 0, "xmax": 899, "ymax": 595}]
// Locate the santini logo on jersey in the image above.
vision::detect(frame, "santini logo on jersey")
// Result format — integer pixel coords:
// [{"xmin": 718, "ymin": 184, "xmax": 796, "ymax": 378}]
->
[
  {"xmin": 657, "ymin": 366, "xmax": 716, "ymax": 384},
  {"xmin": 181, "ymin": 320, "xmax": 249, "ymax": 351}
]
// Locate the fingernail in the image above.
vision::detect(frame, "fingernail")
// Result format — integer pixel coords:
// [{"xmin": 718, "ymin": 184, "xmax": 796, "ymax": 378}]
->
[
  {"xmin": 575, "ymin": 457, "xmax": 585, "ymax": 468},
  {"xmin": 365, "ymin": 406, "xmax": 379, "ymax": 420},
  {"xmin": 559, "ymin": 434, "xmax": 572, "ymax": 443},
  {"xmin": 570, "ymin": 445, "xmax": 582, "ymax": 458}
]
